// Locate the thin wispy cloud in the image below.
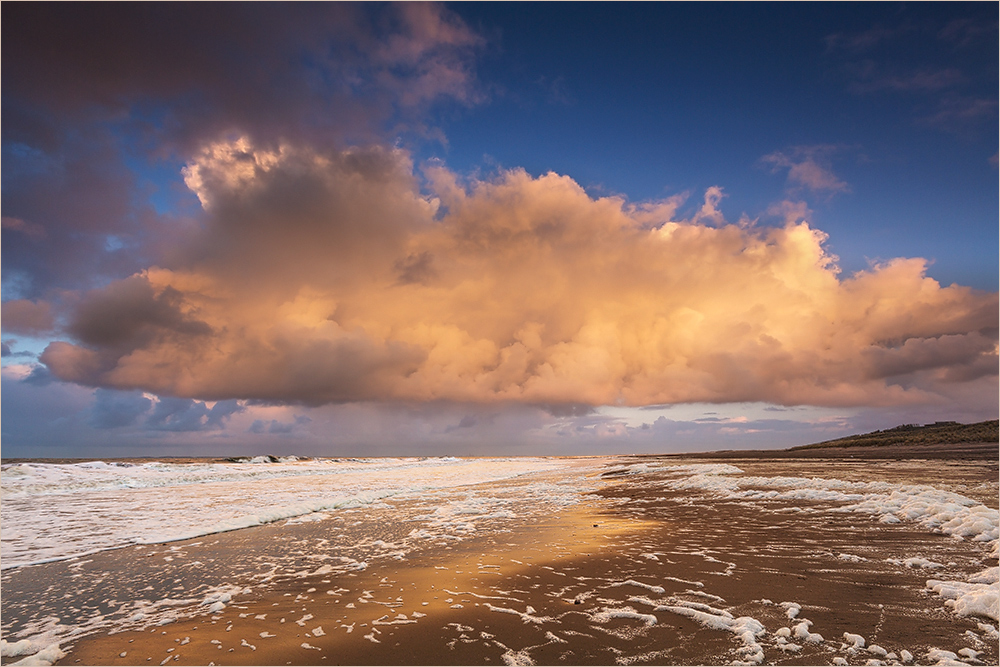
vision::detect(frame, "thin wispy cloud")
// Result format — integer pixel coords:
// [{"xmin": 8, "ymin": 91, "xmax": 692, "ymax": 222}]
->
[
  {"xmin": 824, "ymin": 15, "xmax": 996, "ymax": 137},
  {"xmin": 918, "ymin": 96, "xmax": 999, "ymax": 132},
  {"xmin": 847, "ymin": 65, "xmax": 966, "ymax": 94},
  {"xmin": 938, "ymin": 18, "xmax": 997, "ymax": 48},
  {"xmin": 823, "ymin": 24, "xmax": 913, "ymax": 54},
  {"xmin": 1, "ymin": 216, "xmax": 47, "ymax": 240},
  {"xmin": 760, "ymin": 146, "xmax": 851, "ymax": 196}
]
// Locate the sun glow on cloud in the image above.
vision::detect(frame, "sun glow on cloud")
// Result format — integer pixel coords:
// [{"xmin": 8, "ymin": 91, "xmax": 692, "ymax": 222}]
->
[{"xmin": 29, "ymin": 138, "xmax": 996, "ymax": 410}]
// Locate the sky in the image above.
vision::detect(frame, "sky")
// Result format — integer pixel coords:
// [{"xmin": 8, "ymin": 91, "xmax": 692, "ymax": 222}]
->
[{"xmin": 1, "ymin": 2, "xmax": 997, "ymax": 458}]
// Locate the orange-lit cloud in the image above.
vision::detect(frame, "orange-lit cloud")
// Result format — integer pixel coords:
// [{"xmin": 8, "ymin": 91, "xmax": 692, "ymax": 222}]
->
[{"xmin": 40, "ymin": 139, "xmax": 998, "ymax": 409}]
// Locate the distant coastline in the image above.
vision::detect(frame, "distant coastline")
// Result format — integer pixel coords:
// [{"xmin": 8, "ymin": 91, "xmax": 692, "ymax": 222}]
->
[
  {"xmin": 2, "ymin": 420, "xmax": 996, "ymax": 464},
  {"xmin": 654, "ymin": 419, "xmax": 999, "ymax": 461},
  {"xmin": 790, "ymin": 419, "xmax": 999, "ymax": 450}
]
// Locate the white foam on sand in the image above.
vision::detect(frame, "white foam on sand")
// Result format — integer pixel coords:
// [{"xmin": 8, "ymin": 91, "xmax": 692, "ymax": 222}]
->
[
  {"xmin": 646, "ymin": 463, "xmax": 999, "ymax": 625},
  {"xmin": 626, "ymin": 594, "xmax": 769, "ymax": 664},
  {"xmin": 926, "ymin": 648, "xmax": 965, "ymax": 665},
  {"xmin": 609, "ymin": 579, "xmax": 666, "ymax": 595},
  {"xmin": 926, "ymin": 567, "xmax": 1000, "ymax": 621},
  {"xmin": 631, "ymin": 596, "xmax": 733, "ymax": 621},
  {"xmin": 651, "ymin": 467, "xmax": 997, "ymax": 546},
  {"xmin": 1, "ymin": 638, "xmax": 66, "ymax": 666},
  {"xmin": 484, "ymin": 603, "xmax": 555, "ymax": 625},
  {"xmin": 0, "ymin": 640, "xmax": 65, "ymax": 666},
  {"xmin": 656, "ymin": 604, "xmax": 767, "ymax": 665},
  {"xmin": 589, "ymin": 607, "xmax": 658, "ymax": 627},
  {"xmin": 779, "ymin": 601, "xmax": 801, "ymax": 619},
  {"xmin": 887, "ymin": 556, "xmax": 944, "ymax": 569},
  {"xmin": 5, "ymin": 644, "xmax": 66, "ymax": 666},
  {"xmin": 791, "ymin": 619, "xmax": 824, "ymax": 644}
]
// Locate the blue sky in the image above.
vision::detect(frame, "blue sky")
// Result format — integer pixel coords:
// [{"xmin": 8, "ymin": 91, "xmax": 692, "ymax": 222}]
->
[
  {"xmin": 2, "ymin": 3, "xmax": 996, "ymax": 458},
  {"xmin": 437, "ymin": 3, "xmax": 998, "ymax": 288}
]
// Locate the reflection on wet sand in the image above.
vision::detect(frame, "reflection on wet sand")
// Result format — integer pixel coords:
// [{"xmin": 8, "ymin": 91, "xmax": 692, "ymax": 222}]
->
[{"xmin": 1, "ymin": 456, "xmax": 997, "ymax": 666}]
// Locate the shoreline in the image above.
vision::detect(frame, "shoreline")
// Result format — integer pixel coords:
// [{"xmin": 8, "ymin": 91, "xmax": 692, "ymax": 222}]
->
[{"xmin": 2, "ymin": 456, "xmax": 997, "ymax": 666}]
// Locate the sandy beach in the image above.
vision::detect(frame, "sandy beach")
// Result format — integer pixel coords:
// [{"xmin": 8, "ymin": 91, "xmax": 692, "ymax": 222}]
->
[
  {"xmin": 5, "ymin": 3, "xmax": 998, "ymax": 665},
  {"xmin": 1, "ymin": 452, "xmax": 997, "ymax": 666}
]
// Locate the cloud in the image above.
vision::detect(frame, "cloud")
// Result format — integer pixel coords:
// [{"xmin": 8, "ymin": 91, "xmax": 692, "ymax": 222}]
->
[
  {"xmin": 847, "ymin": 66, "xmax": 967, "ymax": 94},
  {"xmin": 2, "ymin": 362, "xmax": 994, "ymax": 457},
  {"xmin": 1, "ymin": 216, "xmax": 47, "ymax": 240},
  {"xmin": 823, "ymin": 12, "xmax": 995, "ymax": 138},
  {"xmin": 540, "ymin": 404, "xmax": 596, "ymax": 418},
  {"xmin": 89, "ymin": 389, "xmax": 153, "ymax": 429},
  {"xmin": 370, "ymin": 2, "xmax": 485, "ymax": 108},
  {"xmin": 68, "ymin": 276, "xmax": 212, "ymax": 350},
  {"xmin": 250, "ymin": 415, "xmax": 312, "ymax": 435},
  {"xmin": 765, "ymin": 200, "xmax": 814, "ymax": 226},
  {"xmin": 824, "ymin": 15, "xmax": 996, "ymax": 55},
  {"xmin": 1, "ymin": 3, "xmax": 483, "ymax": 299},
  {"xmin": 394, "ymin": 251, "xmax": 437, "ymax": 286},
  {"xmin": 145, "ymin": 396, "xmax": 245, "ymax": 432},
  {"xmin": 1, "ymin": 125, "xmax": 172, "ymax": 300},
  {"xmin": 761, "ymin": 146, "xmax": 850, "ymax": 195},
  {"xmin": 2, "ymin": 299, "xmax": 55, "ymax": 335},
  {"xmin": 37, "ymin": 139, "xmax": 996, "ymax": 410},
  {"xmin": 205, "ymin": 400, "xmax": 246, "ymax": 428},
  {"xmin": 693, "ymin": 186, "xmax": 727, "ymax": 226},
  {"xmin": 3, "ymin": 3, "xmax": 481, "ymax": 144},
  {"xmin": 824, "ymin": 25, "xmax": 911, "ymax": 54},
  {"xmin": 917, "ymin": 97, "xmax": 999, "ymax": 132},
  {"xmin": 22, "ymin": 364, "xmax": 56, "ymax": 387},
  {"xmin": 938, "ymin": 18, "xmax": 997, "ymax": 47},
  {"xmin": 146, "ymin": 397, "xmax": 211, "ymax": 432}
]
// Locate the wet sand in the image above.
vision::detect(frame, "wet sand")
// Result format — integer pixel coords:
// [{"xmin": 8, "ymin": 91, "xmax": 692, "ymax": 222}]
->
[{"xmin": 2, "ymin": 456, "xmax": 997, "ymax": 666}]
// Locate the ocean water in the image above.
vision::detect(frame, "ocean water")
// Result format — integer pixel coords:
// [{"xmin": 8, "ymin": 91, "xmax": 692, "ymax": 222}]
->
[
  {"xmin": 0, "ymin": 456, "xmax": 581, "ymax": 569},
  {"xmin": 1, "ymin": 456, "xmax": 997, "ymax": 666}
]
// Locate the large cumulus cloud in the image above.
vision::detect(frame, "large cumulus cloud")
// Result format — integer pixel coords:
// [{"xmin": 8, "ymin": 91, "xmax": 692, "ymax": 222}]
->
[{"xmin": 39, "ymin": 139, "xmax": 998, "ymax": 408}]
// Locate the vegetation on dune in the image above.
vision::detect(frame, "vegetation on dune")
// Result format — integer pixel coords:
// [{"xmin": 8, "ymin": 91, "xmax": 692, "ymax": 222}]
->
[{"xmin": 790, "ymin": 420, "xmax": 999, "ymax": 451}]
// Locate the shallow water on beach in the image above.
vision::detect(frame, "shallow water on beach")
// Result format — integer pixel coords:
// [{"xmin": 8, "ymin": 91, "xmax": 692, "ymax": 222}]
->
[
  {"xmin": 1, "ymin": 456, "xmax": 997, "ymax": 666},
  {"xmin": 0, "ymin": 457, "xmax": 579, "ymax": 569}
]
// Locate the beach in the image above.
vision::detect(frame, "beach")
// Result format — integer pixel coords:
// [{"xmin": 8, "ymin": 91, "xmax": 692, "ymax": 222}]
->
[
  {"xmin": 4, "ymin": 4, "xmax": 998, "ymax": 666},
  {"xmin": 1, "ymin": 453, "xmax": 997, "ymax": 666}
]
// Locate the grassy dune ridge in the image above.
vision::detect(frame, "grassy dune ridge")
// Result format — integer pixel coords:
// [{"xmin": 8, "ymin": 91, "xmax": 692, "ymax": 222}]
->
[{"xmin": 790, "ymin": 420, "xmax": 999, "ymax": 451}]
